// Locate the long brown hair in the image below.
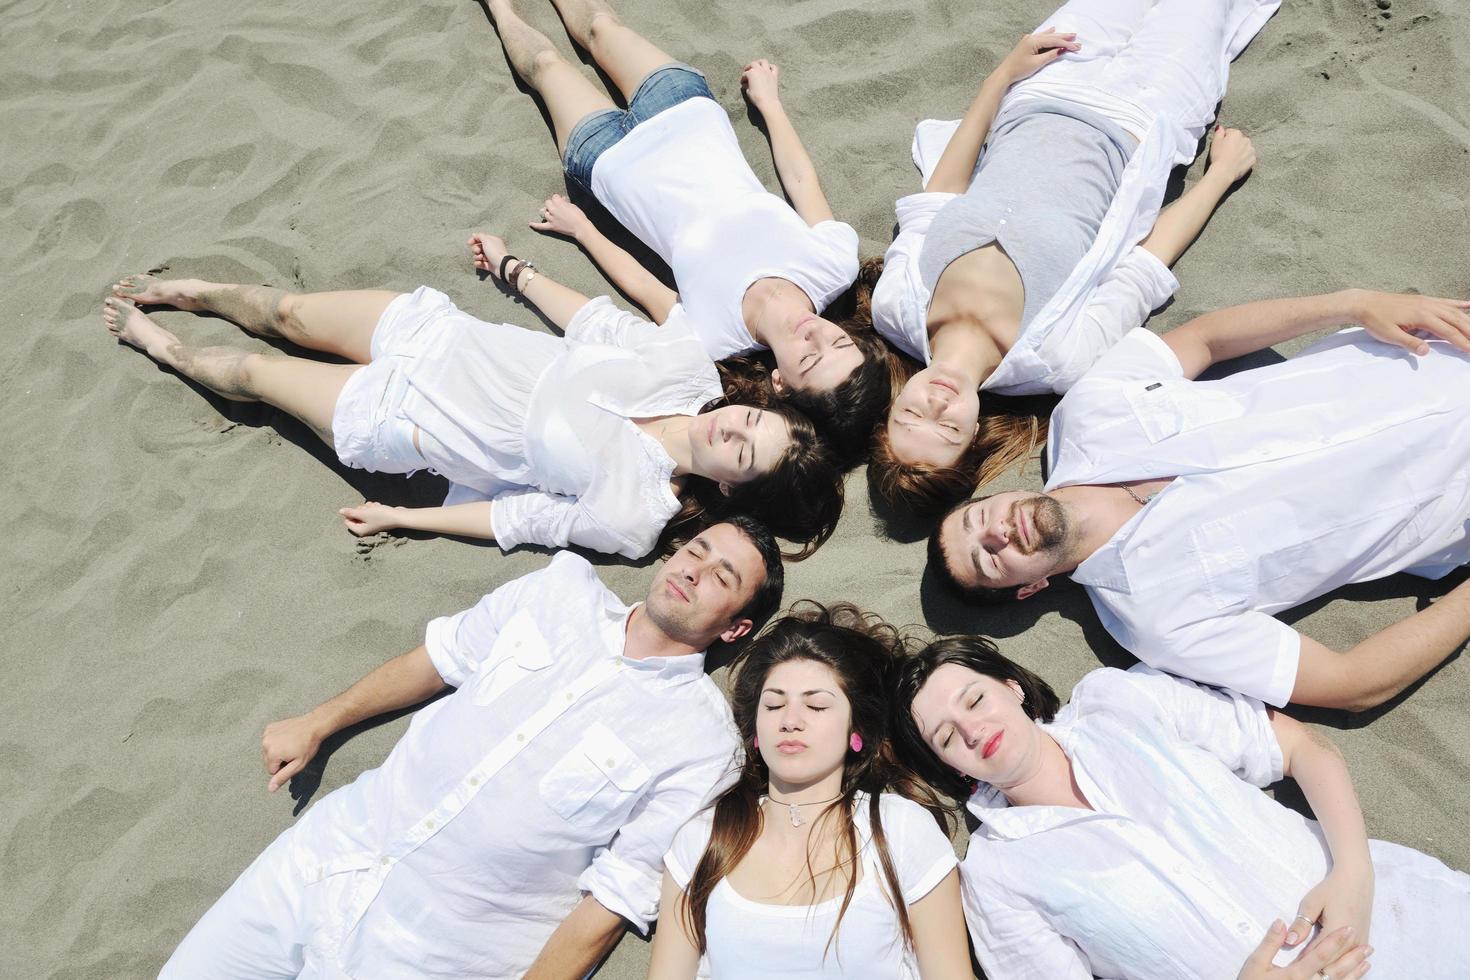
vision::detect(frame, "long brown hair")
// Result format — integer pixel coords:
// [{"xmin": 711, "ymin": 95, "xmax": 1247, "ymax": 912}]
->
[
  {"xmin": 849, "ymin": 256, "xmax": 1051, "ymax": 518},
  {"xmin": 680, "ymin": 602, "xmax": 947, "ymax": 960},
  {"xmin": 869, "ymin": 392, "xmax": 1052, "ymax": 520},
  {"xmin": 660, "ymin": 401, "xmax": 843, "ymax": 561}
]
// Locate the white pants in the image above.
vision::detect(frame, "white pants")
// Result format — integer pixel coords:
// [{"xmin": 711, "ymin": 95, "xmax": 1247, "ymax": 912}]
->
[
  {"xmin": 1023, "ymin": 0, "xmax": 1281, "ymax": 163},
  {"xmin": 160, "ymin": 827, "xmax": 360, "ymax": 979}
]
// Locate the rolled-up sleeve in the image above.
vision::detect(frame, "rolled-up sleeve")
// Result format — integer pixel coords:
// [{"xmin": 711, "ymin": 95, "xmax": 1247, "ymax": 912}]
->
[
  {"xmin": 490, "ymin": 488, "xmax": 646, "ymax": 559},
  {"xmin": 564, "ymin": 295, "xmax": 663, "ymax": 349},
  {"xmin": 1104, "ymin": 666, "xmax": 1285, "ymax": 787},
  {"xmin": 578, "ymin": 742, "xmax": 738, "ymax": 934},
  {"xmin": 1052, "ymin": 249, "xmax": 1179, "ymax": 390}
]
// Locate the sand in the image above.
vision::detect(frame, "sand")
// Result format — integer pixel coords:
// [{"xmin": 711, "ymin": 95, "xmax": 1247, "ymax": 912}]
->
[{"xmin": 2, "ymin": 0, "xmax": 1467, "ymax": 976}]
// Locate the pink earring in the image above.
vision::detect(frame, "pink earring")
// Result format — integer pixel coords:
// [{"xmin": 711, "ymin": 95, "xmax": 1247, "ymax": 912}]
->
[
  {"xmin": 849, "ymin": 732, "xmax": 864, "ymax": 753},
  {"xmin": 752, "ymin": 735, "xmax": 759, "ymax": 749}
]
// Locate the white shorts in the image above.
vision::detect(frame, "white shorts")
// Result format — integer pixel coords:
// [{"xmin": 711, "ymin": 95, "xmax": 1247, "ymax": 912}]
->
[{"xmin": 331, "ymin": 290, "xmax": 434, "ymax": 475}]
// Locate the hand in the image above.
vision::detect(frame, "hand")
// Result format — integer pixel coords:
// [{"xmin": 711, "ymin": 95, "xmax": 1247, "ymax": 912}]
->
[
  {"xmin": 1347, "ymin": 288, "xmax": 1470, "ymax": 356},
  {"xmin": 529, "ymin": 193, "xmax": 590, "ymax": 240},
  {"xmin": 468, "ymin": 232, "xmax": 510, "ymax": 276},
  {"xmin": 1207, "ymin": 125, "xmax": 1256, "ymax": 184},
  {"xmin": 1289, "ymin": 865, "xmax": 1374, "ymax": 949},
  {"xmin": 996, "ymin": 28, "xmax": 1080, "ymax": 86},
  {"xmin": 262, "ymin": 714, "xmax": 325, "ymax": 793},
  {"xmin": 339, "ymin": 500, "xmax": 406, "ymax": 537},
  {"xmin": 1237, "ymin": 920, "xmax": 1371, "ymax": 980},
  {"xmin": 740, "ymin": 58, "xmax": 781, "ymax": 111}
]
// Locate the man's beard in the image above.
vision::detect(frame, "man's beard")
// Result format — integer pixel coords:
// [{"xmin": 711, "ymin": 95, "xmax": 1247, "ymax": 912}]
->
[{"xmin": 1013, "ymin": 494, "xmax": 1068, "ymax": 556}]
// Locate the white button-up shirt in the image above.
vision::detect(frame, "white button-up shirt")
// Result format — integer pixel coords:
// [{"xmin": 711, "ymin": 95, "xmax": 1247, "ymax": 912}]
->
[
  {"xmin": 1047, "ymin": 328, "xmax": 1470, "ymax": 706},
  {"xmin": 962, "ymin": 666, "xmax": 1470, "ymax": 980},
  {"xmin": 870, "ymin": 0, "xmax": 1279, "ymax": 395},
  {"xmin": 287, "ymin": 552, "xmax": 741, "ymax": 978}
]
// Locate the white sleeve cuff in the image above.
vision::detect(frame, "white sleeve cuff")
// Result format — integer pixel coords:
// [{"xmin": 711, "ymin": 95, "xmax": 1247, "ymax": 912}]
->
[{"xmin": 578, "ymin": 852, "xmax": 662, "ymax": 936}]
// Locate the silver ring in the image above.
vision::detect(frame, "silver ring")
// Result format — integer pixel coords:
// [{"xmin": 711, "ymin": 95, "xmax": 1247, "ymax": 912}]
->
[{"xmin": 1293, "ymin": 914, "xmax": 1314, "ymax": 925}]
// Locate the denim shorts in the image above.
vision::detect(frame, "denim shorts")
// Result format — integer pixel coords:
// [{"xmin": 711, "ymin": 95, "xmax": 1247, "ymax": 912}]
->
[{"xmin": 562, "ymin": 63, "xmax": 714, "ymax": 193}]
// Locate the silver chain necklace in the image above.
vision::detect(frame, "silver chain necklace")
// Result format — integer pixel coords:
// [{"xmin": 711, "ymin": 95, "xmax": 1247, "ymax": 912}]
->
[{"xmin": 1120, "ymin": 484, "xmax": 1155, "ymax": 507}]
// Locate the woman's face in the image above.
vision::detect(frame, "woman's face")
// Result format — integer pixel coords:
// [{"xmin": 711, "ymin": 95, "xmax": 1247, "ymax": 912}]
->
[
  {"xmin": 885, "ymin": 366, "xmax": 981, "ymax": 468},
  {"xmin": 756, "ymin": 658, "xmax": 854, "ymax": 787},
  {"xmin": 689, "ymin": 405, "xmax": 793, "ymax": 487},
  {"xmin": 909, "ymin": 663, "xmax": 1040, "ymax": 788},
  {"xmin": 769, "ymin": 315, "xmax": 864, "ymax": 395}
]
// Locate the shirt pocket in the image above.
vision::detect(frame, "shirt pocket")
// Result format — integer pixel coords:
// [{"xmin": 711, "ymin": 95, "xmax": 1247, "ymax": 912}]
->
[
  {"xmin": 1123, "ymin": 381, "xmax": 1243, "ymax": 444},
  {"xmin": 540, "ymin": 723, "xmax": 652, "ymax": 825},
  {"xmin": 470, "ymin": 611, "xmax": 553, "ymax": 706},
  {"xmin": 1188, "ymin": 517, "xmax": 1257, "ymax": 613}
]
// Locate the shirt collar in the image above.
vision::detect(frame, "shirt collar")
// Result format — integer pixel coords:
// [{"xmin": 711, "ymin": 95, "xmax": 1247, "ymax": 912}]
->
[
  {"xmin": 965, "ymin": 724, "xmax": 1111, "ymax": 838},
  {"xmin": 611, "ymin": 602, "xmax": 708, "ymax": 685}
]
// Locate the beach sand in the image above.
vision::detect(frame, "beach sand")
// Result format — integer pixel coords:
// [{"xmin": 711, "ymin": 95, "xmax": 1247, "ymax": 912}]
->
[{"xmin": 2, "ymin": 0, "xmax": 1467, "ymax": 976}]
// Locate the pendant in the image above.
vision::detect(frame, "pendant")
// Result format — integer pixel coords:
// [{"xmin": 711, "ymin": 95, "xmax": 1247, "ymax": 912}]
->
[{"xmin": 788, "ymin": 802, "xmax": 802, "ymax": 828}]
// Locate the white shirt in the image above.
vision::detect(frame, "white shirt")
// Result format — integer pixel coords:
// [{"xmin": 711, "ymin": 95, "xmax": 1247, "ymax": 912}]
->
[
  {"xmin": 962, "ymin": 666, "xmax": 1470, "ymax": 980},
  {"xmin": 590, "ymin": 96, "xmax": 860, "ymax": 361},
  {"xmin": 870, "ymin": 0, "xmax": 1279, "ymax": 394},
  {"xmin": 1047, "ymin": 328, "xmax": 1470, "ymax": 705},
  {"xmin": 399, "ymin": 292, "xmax": 722, "ymax": 560},
  {"xmin": 665, "ymin": 792, "xmax": 957, "ymax": 979},
  {"xmin": 288, "ymin": 553, "xmax": 741, "ymax": 978}
]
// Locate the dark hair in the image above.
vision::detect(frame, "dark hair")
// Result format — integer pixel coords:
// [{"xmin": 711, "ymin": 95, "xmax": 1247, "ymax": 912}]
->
[
  {"xmin": 718, "ymin": 514, "xmax": 785, "ymax": 633},
  {"xmin": 783, "ymin": 326, "xmax": 895, "ymax": 465},
  {"xmin": 924, "ymin": 496, "xmax": 1025, "ymax": 605},
  {"xmin": 889, "ymin": 635, "xmax": 1062, "ymax": 800},
  {"xmin": 716, "ymin": 261, "xmax": 906, "ymax": 466},
  {"xmin": 870, "ymin": 394, "xmax": 1051, "ymax": 521},
  {"xmin": 666, "ymin": 401, "xmax": 843, "ymax": 561},
  {"xmin": 681, "ymin": 602, "xmax": 945, "ymax": 959}
]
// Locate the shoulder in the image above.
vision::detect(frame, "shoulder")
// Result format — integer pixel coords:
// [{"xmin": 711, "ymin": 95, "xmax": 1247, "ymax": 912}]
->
[{"xmin": 666, "ymin": 804, "xmax": 719, "ymax": 885}]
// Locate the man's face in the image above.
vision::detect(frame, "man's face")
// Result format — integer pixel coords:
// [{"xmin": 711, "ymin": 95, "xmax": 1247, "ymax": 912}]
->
[
  {"xmin": 645, "ymin": 523, "xmax": 766, "ymax": 646},
  {"xmin": 938, "ymin": 491, "xmax": 1070, "ymax": 594}
]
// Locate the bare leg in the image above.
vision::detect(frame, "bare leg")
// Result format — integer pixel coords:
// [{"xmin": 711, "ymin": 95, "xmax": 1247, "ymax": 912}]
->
[
  {"xmin": 547, "ymin": 0, "xmax": 678, "ymax": 102},
  {"xmin": 113, "ymin": 274, "xmax": 397, "ymax": 365},
  {"xmin": 104, "ymin": 297, "xmax": 358, "ymax": 447},
  {"xmin": 482, "ymin": 0, "xmax": 616, "ymax": 153}
]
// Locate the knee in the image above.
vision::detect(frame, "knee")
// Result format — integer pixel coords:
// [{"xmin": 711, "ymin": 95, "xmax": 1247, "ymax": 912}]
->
[
  {"xmin": 529, "ymin": 46, "xmax": 568, "ymax": 82},
  {"xmin": 585, "ymin": 9, "xmax": 623, "ymax": 47}
]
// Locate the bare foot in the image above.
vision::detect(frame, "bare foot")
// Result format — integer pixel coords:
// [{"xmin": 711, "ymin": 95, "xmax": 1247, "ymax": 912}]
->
[
  {"xmin": 111, "ymin": 273, "xmax": 208, "ymax": 311},
  {"xmin": 103, "ymin": 296, "xmax": 180, "ymax": 360}
]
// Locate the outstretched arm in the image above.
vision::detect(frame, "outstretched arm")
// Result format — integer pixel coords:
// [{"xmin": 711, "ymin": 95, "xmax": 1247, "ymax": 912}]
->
[
  {"xmin": 524, "ymin": 896, "xmax": 626, "ymax": 980},
  {"xmin": 340, "ymin": 500, "xmax": 496, "ymax": 541},
  {"xmin": 924, "ymin": 30, "xmax": 1080, "ymax": 195},
  {"xmin": 1271, "ymin": 713, "xmax": 1373, "ymax": 945},
  {"xmin": 531, "ymin": 195, "xmax": 679, "ymax": 324},
  {"xmin": 468, "ymin": 231, "xmax": 594, "ymax": 330},
  {"xmin": 260, "ymin": 644, "xmax": 447, "ymax": 792},
  {"xmin": 1163, "ymin": 288, "xmax": 1470, "ymax": 379},
  {"xmin": 741, "ymin": 59, "xmax": 835, "ymax": 225},
  {"xmin": 1292, "ymin": 576, "xmax": 1470, "ymax": 712},
  {"xmin": 1140, "ymin": 126, "xmax": 1256, "ymax": 266}
]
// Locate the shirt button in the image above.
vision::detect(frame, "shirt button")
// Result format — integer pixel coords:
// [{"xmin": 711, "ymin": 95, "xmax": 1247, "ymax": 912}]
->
[
  {"xmin": 517, "ymin": 733, "xmax": 527, "ymax": 742},
  {"xmin": 606, "ymin": 759, "xmax": 616, "ymax": 768},
  {"xmin": 469, "ymin": 776, "xmax": 480, "ymax": 786},
  {"xmin": 424, "ymin": 819, "xmax": 436, "ymax": 831},
  {"xmin": 380, "ymin": 857, "xmax": 391, "ymax": 866},
  {"xmin": 565, "ymin": 691, "xmax": 575, "ymax": 702}
]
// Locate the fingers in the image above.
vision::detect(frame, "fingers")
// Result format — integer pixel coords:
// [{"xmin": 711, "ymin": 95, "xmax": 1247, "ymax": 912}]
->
[
  {"xmin": 1290, "ymin": 926, "xmax": 1360, "ymax": 975},
  {"xmin": 1375, "ymin": 322, "xmax": 1431, "ymax": 357},
  {"xmin": 1241, "ymin": 919, "xmax": 1289, "ymax": 972},
  {"xmin": 1287, "ymin": 902, "xmax": 1321, "ymax": 946},
  {"xmin": 1429, "ymin": 312, "xmax": 1470, "ymax": 352},
  {"xmin": 268, "ymin": 757, "xmax": 304, "ymax": 793}
]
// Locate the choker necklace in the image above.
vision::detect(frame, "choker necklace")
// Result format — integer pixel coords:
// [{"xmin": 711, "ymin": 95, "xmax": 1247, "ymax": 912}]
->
[{"xmin": 763, "ymin": 793, "xmax": 843, "ymax": 828}]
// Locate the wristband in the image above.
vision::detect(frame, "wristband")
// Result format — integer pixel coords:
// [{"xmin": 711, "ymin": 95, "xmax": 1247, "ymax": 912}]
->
[{"xmin": 498, "ymin": 254, "xmax": 518, "ymax": 282}]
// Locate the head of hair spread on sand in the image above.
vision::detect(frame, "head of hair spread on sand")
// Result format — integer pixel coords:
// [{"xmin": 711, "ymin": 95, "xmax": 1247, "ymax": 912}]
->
[
  {"xmin": 678, "ymin": 601, "xmax": 944, "ymax": 955},
  {"xmin": 668, "ymin": 399, "xmax": 844, "ymax": 561},
  {"xmin": 888, "ymin": 634, "xmax": 1061, "ymax": 801}
]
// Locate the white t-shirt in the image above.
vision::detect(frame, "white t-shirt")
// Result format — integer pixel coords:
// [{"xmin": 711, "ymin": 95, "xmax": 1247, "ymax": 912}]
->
[
  {"xmin": 590, "ymin": 96, "xmax": 860, "ymax": 361},
  {"xmin": 664, "ymin": 792, "xmax": 957, "ymax": 979}
]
